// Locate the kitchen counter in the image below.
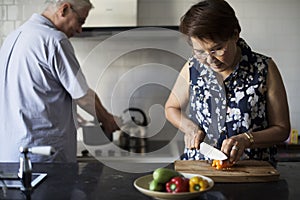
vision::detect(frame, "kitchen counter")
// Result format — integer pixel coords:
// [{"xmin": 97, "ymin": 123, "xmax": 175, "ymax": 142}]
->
[
  {"xmin": 276, "ymin": 142, "xmax": 300, "ymax": 162},
  {"xmin": 0, "ymin": 161, "xmax": 299, "ymax": 200}
]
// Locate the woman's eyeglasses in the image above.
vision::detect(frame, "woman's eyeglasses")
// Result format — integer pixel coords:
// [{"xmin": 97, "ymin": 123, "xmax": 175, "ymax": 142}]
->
[{"xmin": 193, "ymin": 41, "xmax": 228, "ymax": 60}]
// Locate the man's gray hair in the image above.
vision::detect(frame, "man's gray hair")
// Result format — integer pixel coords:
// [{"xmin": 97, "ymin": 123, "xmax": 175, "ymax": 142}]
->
[{"xmin": 45, "ymin": 0, "xmax": 93, "ymax": 11}]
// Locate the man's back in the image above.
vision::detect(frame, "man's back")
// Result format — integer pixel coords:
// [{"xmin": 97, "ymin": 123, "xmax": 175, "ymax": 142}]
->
[{"xmin": 0, "ymin": 14, "xmax": 88, "ymax": 162}]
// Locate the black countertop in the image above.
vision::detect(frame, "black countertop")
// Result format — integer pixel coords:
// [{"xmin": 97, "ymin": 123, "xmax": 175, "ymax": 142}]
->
[{"xmin": 0, "ymin": 161, "xmax": 299, "ymax": 200}]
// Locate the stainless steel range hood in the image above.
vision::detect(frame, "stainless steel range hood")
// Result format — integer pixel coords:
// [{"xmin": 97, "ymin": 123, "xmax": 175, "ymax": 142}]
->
[{"xmin": 84, "ymin": 0, "xmax": 137, "ymax": 27}]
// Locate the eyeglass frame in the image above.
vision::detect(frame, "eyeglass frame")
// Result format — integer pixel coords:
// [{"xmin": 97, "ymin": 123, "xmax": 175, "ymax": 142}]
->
[
  {"xmin": 70, "ymin": 6, "xmax": 86, "ymax": 25},
  {"xmin": 193, "ymin": 40, "xmax": 229, "ymax": 60}
]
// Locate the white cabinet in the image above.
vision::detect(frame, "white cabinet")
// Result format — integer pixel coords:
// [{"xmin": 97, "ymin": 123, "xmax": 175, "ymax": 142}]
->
[{"xmin": 84, "ymin": 0, "xmax": 137, "ymax": 27}]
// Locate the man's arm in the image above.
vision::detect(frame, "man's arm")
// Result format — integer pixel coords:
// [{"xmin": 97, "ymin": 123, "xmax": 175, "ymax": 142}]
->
[{"xmin": 75, "ymin": 88, "xmax": 120, "ymax": 134}]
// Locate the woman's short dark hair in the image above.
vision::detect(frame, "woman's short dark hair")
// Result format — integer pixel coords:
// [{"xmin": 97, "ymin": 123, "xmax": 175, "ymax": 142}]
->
[{"xmin": 180, "ymin": 0, "xmax": 241, "ymax": 42}]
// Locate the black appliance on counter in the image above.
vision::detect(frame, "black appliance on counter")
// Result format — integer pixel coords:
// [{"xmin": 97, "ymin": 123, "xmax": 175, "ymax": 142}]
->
[{"xmin": 118, "ymin": 107, "xmax": 148, "ymax": 152}]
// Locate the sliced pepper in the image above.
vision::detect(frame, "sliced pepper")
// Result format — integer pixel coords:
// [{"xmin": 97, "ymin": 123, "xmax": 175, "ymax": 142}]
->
[
  {"xmin": 165, "ymin": 176, "xmax": 189, "ymax": 193},
  {"xmin": 189, "ymin": 176, "xmax": 209, "ymax": 192},
  {"xmin": 212, "ymin": 160, "xmax": 233, "ymax": 170}
]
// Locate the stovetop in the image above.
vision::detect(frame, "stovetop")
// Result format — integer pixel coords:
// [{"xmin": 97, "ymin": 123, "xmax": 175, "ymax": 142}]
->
[{"xmin": 77, "ymin": 140, "xmax": 184, "ymax": 163}]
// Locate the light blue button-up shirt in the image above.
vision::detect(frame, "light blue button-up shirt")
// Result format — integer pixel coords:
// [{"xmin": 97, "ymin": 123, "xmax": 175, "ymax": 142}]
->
[{"xmin": 0, "ymin": 14, "xmax": 89, "ymax": 162}]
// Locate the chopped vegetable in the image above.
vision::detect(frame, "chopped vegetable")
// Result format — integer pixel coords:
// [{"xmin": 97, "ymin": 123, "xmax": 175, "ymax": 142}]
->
[
  {"xmin": 165, "ymin": 176, "xmax": 189, "ymax": 193},
  {"xmin": 212, "ymin": 160, "xmax": 233, "ymax": 170},
  {"xmin": 189, "ymin": 176, "xmax": 209, "ymax": 192}
]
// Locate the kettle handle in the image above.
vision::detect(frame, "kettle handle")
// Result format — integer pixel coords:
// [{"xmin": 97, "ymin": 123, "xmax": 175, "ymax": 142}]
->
[{"xmin": 123, "ymin": 108, "xmax": 148, "ymax": 126}]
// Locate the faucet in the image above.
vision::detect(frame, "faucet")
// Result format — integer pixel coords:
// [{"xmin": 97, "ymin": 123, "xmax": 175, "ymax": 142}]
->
[{"xmin": 18, "ymin": 146, "xmax": 54, "ymax": 200}]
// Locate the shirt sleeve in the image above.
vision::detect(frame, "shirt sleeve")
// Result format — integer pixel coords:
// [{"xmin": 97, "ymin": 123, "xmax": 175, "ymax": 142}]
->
[{"xmin": 51, "ymin": 38, "xmax": 89, "ymax": 99}]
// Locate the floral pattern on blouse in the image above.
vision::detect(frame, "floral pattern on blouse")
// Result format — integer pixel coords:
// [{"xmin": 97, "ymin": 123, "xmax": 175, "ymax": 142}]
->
[{"xmin": 182, "ymin": 38, "xmax": 277, "ymax": 166}]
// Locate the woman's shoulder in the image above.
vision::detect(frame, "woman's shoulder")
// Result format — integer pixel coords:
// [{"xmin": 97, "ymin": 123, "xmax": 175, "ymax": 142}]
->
[{"xmin": 238, "ymin": 38, "xmax": 270, "ymax": 59}]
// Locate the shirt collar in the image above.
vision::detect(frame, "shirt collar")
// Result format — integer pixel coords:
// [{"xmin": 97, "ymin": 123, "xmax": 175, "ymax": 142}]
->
[{"xmin": 30, "ymin": 13, "xmax": 56, "ymax": 29}]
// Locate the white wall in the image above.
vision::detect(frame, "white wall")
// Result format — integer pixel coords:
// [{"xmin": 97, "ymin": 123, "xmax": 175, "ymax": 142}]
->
[
  {"xmin": 227, "ymin": 0, "xmax": 300, "ymax": 133},
  {"xmin": 0, "ymin": 0, "xmax": 299, "ymax": 135}
]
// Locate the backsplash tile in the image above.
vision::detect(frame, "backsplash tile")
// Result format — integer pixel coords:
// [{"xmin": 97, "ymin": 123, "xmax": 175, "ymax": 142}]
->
[
  {"xmin": 1, "ymin": 21, "xmax": 14, "ymax": 36},
  {"xmin": 0, "ymin": 5, "xmax": 6, "ymax": 20},
  {"xmin": 7, "ymin": 5, "xmax": 20, "ymax": 20},
  {"xmin": 3, "ymin": 0, "xmax": 14, "ymax": 5}
]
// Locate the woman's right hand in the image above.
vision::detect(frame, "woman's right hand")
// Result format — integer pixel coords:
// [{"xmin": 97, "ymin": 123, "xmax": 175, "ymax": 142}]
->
[{"xmin": 184, "ymin": 127, "xmax": 205, "ymax": 149}]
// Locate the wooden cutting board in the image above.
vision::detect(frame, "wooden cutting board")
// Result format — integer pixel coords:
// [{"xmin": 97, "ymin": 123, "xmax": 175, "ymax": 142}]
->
[{"xmin": 174, "ymin": 160, "xmax": 279, "ymax": 182}]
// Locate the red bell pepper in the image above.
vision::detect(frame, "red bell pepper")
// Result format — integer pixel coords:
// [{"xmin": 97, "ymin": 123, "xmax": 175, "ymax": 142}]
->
[{"xmin": 165, "ymin": 176, "xmax": 189, "ymax": 193}]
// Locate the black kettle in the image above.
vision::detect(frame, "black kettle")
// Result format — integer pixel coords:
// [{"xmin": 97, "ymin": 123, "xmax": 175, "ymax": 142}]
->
[{"xmin": 118, "ymin": 108, "xmax": 148, "ymax": 150}]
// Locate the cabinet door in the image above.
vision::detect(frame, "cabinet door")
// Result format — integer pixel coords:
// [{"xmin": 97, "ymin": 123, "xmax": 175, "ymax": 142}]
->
[{"xmin": 84, "ymin": 0, "xmax": 137, "ymax": 27}]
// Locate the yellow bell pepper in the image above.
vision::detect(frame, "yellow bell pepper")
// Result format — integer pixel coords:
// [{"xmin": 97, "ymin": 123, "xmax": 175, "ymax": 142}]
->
[
  {"xmin": 212, "ymin": 159, "xmax": 233, "ymax": 170},
  {"xmin": 189, "ymin": 176, "xmax": 209, "ymax": 192}
]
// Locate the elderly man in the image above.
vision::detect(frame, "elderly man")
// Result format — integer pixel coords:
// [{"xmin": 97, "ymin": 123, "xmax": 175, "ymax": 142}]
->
[{"xmin": 0, "ymin": 0, "xmax": 119, "ymax": 162}]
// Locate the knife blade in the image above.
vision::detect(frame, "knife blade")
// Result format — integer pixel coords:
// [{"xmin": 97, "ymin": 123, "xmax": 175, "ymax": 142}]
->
[{"xmin": 199, "ymin": 142, "xmax": 228, "ymax": 160}]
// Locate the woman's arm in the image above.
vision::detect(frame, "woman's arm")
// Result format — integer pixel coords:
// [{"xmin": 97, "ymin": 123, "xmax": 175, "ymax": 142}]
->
[
  {"xmin": 222, "ymin": 59, "xmax": 291, "ymax": 163},
  {"xmin": 165, "ymin": 61, "xmax": 205, "ymax": 149},
  {"xmin": 250, "ymin": 59, "xmax": 290, "ymax": 146}
]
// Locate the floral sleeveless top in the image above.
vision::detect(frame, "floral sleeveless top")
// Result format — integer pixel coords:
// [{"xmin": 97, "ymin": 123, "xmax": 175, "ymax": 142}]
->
[{"xmin": 182, "ymin": 38, "xmax": 277, "ymax": 166}]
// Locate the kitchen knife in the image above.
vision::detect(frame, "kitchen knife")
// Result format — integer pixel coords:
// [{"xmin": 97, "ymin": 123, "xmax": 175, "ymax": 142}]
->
[{"xmin": 199, "ymin": 142, "xmax": 228, "ymax": 160}]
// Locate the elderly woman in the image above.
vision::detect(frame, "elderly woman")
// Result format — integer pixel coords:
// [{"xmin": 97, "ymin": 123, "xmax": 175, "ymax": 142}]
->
[{"xmin": 165, "ymin": 0, "xmax": 290, "ymax": 166}]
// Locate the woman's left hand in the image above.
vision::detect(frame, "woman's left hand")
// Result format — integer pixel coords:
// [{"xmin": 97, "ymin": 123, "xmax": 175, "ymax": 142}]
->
[{"xmin": 220, "ymin": 134, "xmax": 249, "ymax": 164}]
